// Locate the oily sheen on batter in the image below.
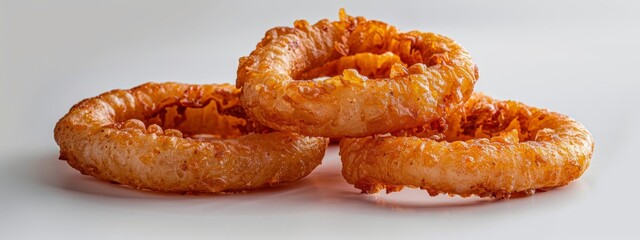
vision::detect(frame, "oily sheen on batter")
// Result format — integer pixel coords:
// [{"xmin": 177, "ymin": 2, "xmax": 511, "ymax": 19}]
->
[
  {"xmin": 54, "ymin": 83, "xmax": 328, "ymax": 193},
  {"xmin": 340, "ymin": 93, "xmax": 594, "ymax": 198}
]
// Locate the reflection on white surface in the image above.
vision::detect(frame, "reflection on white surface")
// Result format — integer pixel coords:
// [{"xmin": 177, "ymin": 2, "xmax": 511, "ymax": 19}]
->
[
  {"xmin": 1, "ymin": 145, "xmax": 606, "ymax": 240},
  {"xmin": 3, "ymin": 146, "xmax": 591, "ymax": 216},
  {"xmin": 0, "ymin": 135, "xmax": 625, "ymax": 239},
  {"xmin": 2, "ymin": 146, "xmax": 612, "ymax": 240}
]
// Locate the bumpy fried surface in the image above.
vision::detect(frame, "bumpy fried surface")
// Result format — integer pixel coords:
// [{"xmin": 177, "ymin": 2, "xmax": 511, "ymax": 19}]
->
[
  {"xmin": 54, "ymin": 83, "xmax": 328, "ymax": 193},
  {"xmin": 340, "ymin": 93, "xmax": 594, "ymax": 198},
  {"xmin": 237, "ymin": 9, "xmax": 479, "ymax": 138}
]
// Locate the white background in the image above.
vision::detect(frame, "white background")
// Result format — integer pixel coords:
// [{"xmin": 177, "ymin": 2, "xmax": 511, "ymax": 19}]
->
[{"xmin": 1, "ymin": 0, "xmax": 638, "ymax": 239}]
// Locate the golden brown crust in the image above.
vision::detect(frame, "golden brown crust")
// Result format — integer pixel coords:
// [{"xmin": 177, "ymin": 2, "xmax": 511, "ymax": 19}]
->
[
  {"xmin": 339, "ymin": 93, "xmax": 594, "ymax": 198},
  {"xmin": 237, "ymin": 10, "xmax": 479, "ymax": 138},
  {"xmin": 54, "ymin": 82, "xmax": 328, "ymax": 193}
]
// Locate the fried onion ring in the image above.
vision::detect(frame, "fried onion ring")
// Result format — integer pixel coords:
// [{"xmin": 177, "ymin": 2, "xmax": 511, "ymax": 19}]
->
[
  {"xmin": 340, "ymin": 93, "xmax": 594, "ymax": 198},
  {"xmin": 54, "ymin": 82, "xmax": 328, "ymax": 193},
  {"xmin": 237, "ymin": 9, "xmax": 479, "ymax": 138}
]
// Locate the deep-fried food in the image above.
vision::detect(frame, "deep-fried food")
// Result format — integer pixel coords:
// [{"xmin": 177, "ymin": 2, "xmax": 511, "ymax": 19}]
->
[
  {"xmin": 54, "ymin": 82, "xmax": 328, "ymax": 193},
  {"xmin": 340, "ymin": 93, "xmax": 594, "ymax": 198},
  {"xmin": 237, "ymin": 9, "xmax": 479, "ymax": 138}
]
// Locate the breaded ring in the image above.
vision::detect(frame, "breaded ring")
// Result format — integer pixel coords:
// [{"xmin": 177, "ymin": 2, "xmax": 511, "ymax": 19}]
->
[
  {"xmin": 340, "ymin": 93, "xmax": 594, "ymax": 198},
  {"xmin": 54, "ymin": 82, "xmax": 328, "ymax": 193},
  {"xmin": 237, "ymin": 10, "xmax": 478, "ymax": 138}
]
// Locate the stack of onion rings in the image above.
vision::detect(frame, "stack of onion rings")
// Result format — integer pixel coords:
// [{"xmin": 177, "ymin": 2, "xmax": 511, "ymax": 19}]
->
[
  {"xmin": 54, "ymin": 10, "xmax": 593, "ymax": 199},
  {"xmin": 54, "ymin": 83, "xmax": 328, "ymax": 193}
]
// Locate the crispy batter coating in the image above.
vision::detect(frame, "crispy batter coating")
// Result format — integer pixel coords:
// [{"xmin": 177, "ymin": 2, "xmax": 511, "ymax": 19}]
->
[
  {"xmin": 340, "ymin": 93, "xmax": 594, "ymax": 198},
  {"xmin": 237, "ymin": 9, "xmax": 479, "ymax": 138},
  {"xmin": 54, "ymin": 82, "xmax": 328, "ymax": 193}
]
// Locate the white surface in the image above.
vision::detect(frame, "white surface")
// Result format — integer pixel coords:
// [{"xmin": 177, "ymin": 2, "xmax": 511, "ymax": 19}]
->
[{"xmin": 1, "ymin": 0, "xmax": 638, "ymax": 239}]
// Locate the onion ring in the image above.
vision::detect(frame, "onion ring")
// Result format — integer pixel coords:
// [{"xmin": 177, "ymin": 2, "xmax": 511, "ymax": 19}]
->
[
  {"xmin": 237, "ymin": 9, "xmax": 479, "ymax": 138},
  {"xmin": 340, "ymin": 93, "xmax": 594, "ymax": 198},
  {"xmin": 54, "ymin": 82, "xmax": 328, "ymax": 193}
]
